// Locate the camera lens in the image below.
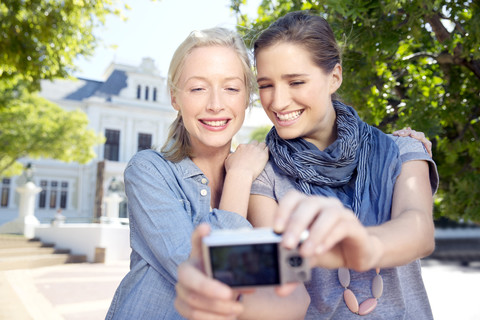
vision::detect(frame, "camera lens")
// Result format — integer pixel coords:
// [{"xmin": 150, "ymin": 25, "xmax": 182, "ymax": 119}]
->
[{"xmin": 288, "ymin": 256, "xmax": 303, "ymax": 267}]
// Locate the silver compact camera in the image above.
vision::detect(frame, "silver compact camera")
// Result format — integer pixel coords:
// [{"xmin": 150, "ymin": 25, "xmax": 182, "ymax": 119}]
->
[{"xmin": 202, "ymin": 228, "xmax": 311, "ymax": 288}]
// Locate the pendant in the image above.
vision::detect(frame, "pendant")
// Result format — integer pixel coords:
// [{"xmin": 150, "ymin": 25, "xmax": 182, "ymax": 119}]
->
[{"xmin": 338, "ymin": 267, "xmax": 383, "ymax": 316}]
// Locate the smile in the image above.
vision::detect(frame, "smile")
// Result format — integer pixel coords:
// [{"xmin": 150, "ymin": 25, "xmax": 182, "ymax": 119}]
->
[
  {"xmin": 200, "ymin": 119, "xmax": 229, "ymax": 127},
  {"xmin": 275, "ymin": 110, "xmax": 303, "ymax": 121}
]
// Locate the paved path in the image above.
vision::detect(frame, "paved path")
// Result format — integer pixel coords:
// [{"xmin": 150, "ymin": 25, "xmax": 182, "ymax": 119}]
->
[
  {"xmin": 1, "ymin": 261, "xmax": 128, "ymax": 320},
  {"xmin": 1, "ymin": 260, "xmax": 479, "ymax": 319}
]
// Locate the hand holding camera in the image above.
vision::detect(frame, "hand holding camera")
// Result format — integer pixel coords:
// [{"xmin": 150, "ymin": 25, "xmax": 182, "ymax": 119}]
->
[{"xmin": 202, "ymin": 228, "xmax": 311, "ymax": 288}]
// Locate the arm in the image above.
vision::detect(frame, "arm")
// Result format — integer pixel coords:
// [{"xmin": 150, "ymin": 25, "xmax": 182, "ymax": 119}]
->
[
  {"xmin": 219, "ymin": 141, "xmax": 269, "ymax": 218},
  {"xmin": 273, "ymin": 159, "xmax": 435, "ymax": 272},
  {"xmin": 367, "ymin": 159, "xmax": 435, "ymax": 267},
  {"xmin": 125, "ymin": 151, "xmax": 251, "ymax": 284}
]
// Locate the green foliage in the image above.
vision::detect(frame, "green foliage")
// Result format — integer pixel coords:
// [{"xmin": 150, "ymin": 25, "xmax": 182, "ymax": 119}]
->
[
  {"xmin": 0, "ymin": 89, "xmax": 105, "ymax": 176},
  {"xmin": 0, "ymin": 0, "xmax": 126, "ymax": 177},
  {"xmin": 233, "ymin": 0, "xmax": 480, "ymax": 222},
  {"xmin": 249, "ymin": 125, "xmax": 272, "ymax": 142},
  {"xmin": 0, "ymin": 0, "xmax": 126, "ymax": 92}
]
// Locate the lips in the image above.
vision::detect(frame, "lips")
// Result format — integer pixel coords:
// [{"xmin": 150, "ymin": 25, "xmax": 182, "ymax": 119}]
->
[
  {"xmin": 275, "ymin": 110, "xmax": 303, "ymax": 122},
  {"xmin": 201, "ymin": 119, "xmax": 228, "ymax": 127}
]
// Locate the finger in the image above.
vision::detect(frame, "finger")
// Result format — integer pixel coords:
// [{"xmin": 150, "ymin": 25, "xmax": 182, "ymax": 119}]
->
[
  {"xmin": 273, "ymin": 190, "xmax": 306, "ymax": 234},
  {"xmin": 174, "ymin": 296, "xmax": 238, "ymax": 320},
  {"xmin": 176, "ymin": 281, "xmax": 243, "ymax": 317},
  {"xmin": 298, "ymin": 199, "xmax": 349, "ymax": 256},
  {"xmin": 274, "ymin": 283, "xmax": 299, "ymax": 297},
  {"xmin": 178, "ymin": 260, "xmax": 233, "ymax": 300},
  {"xmin": 190, "ymin": 223, "xmax": 211, "ymax": 263},
  {"xmin": 409, "ymin": 131, "xmax": 433, "ymax": 157},
  {"xmin": 281, "ymin": 196, "xmax": 343, "ymax": 250}
]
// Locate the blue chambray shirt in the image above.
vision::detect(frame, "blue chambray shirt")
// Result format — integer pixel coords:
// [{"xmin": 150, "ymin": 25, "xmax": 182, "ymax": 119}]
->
[{"xmin": 106, "ymin": 149, "xmax": 252, "ymax": 320}]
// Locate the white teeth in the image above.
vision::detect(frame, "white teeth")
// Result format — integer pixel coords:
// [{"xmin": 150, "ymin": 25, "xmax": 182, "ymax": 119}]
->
[
  {"xmin": 202, "ymin": 120, "xmax": 228, "ymax": 127},
  {"xmin": 276, "ymin": 110, "xmax": 302, "ymax": 121}
]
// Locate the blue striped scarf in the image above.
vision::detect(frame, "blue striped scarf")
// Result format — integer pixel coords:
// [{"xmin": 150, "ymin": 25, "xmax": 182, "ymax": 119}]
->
[{"xmin": 266, "ymin": 101, "xmax": 402, "ymax": 225}]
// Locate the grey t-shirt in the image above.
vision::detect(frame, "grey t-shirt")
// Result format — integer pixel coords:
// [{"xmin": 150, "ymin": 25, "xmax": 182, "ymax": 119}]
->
[{"xmin": 251, "ymin": 136, "xmax": 439, "ymax": 319}]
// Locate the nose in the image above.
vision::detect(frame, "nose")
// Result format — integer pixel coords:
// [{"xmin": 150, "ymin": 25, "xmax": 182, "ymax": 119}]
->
[
  {"xmin": 207, "ymin": 89, "xmax": 223, "ymax": 112},
  {"xmin": 271, "ymin": 86, "xmax": 290, "ymax": 111}
]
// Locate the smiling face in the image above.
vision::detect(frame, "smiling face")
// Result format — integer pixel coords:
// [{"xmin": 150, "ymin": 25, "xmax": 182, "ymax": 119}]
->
[
  {"xmin": 255, "ymin": 42, "xmax": 342, "ymax": 150},
  {"xmin": 171, "ymin": 45, "xmax": 247, "ymax": 155}
]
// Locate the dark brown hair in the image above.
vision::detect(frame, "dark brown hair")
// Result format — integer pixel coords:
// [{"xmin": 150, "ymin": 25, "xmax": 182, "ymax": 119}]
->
[{"xmin": 254, "ymin": 11, "xmax": 342, "ymax": 75}]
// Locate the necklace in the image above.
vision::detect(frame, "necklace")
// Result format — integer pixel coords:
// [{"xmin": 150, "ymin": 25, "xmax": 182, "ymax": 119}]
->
[{"xmin": 338, "ymin": 267, "xmax": 383, "ymax": 316}]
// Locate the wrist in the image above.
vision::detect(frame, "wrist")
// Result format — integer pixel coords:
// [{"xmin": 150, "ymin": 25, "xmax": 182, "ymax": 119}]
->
[{"xmin": 368, "ymin": 234, "xmax": 384, "ymax": 270}]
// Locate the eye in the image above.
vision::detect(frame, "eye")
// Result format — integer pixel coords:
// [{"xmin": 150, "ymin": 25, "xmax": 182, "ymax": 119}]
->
[
  {"xmin": 190, "ymin": 87, "xmax": 205, "ymax": 92},
  {"xmin": 258, "ymin": 84, "xmax": 272, "ymax": 90},
  {"xmin": 226, "ymin": 87, "xmax": 240, "ymax": 92},
  {"xmin": 290, "ymin": 81, "xmax": 304, "ymax": 86}
]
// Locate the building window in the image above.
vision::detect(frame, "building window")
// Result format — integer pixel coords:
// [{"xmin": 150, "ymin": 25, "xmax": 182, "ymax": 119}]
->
[
  {"xmin": 153, "ymin": 88, "xmax": 157, "ymax": 102},
  {"xmin": 39, "ymin": 180, "xmax": 47, "ymax": 208},
  {"xmin": 39, "ymin": 180, "xmax": 68, "ymax": 209},
  {"xmin": 1, "ymin": 178, "xmax": 10, "ymax": 207},
  {"xmin": 137, "ymin": 85, "xmax": 141, "ymax": 99},
  {"xmin": 49, "ymin": 181, "xmax": 58, "ymax": 208},
  {"xmin": 145, "ymin": 86, "xmax": 149, "ymax": 100},
  {"xmin": 104, "ymin": 129, "xmax": 120, "ymax": 161},
  {"xmin": 137, "ymin": 133, "xmax": 152, "ymax": 152},
  {"xmin": 60, "ymin": 182, "xmax": 68, "ymax": 209}
]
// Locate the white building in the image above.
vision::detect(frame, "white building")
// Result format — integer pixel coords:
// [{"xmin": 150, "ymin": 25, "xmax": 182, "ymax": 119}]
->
[{"xmin": 0, "ymin": 58, "xmax": 272, "ymax": 226}]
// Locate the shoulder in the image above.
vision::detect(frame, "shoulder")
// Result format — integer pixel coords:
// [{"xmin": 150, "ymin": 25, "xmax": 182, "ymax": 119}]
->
[
  {"xmin": 388, "ymin": 135, "xmax": 439, "ymax": 195},
  {"xmin": 125, "ymin": 149, "xmax": 174, "ymax": 178},
  {"xmin": 387, "ymin": 134, "xmax": 427, "ymax": 156},
  {"xmin": 127, "ymin": 149, "xmax": 168, "ymax": 168}
]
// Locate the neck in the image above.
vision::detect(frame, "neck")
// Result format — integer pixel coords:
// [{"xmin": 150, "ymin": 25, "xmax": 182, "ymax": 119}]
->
[
  {"xmin": 191, "ymin": 145, "xmax": 231, "ymax": 208},
  {"xmin": 305, "ymin": 103, "xmax": 338, "ymax": 151}
]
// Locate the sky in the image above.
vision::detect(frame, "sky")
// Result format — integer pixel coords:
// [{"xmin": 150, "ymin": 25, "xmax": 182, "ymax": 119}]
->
[{"xmin": 74, "ymin": 0, "xmax": 261, "ymax": 80}]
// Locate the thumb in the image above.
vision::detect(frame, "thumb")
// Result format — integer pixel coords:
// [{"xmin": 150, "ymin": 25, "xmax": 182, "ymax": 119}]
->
[{"xmin": 189, "ymin": 223, "xmax": 211, "ymax": 268}]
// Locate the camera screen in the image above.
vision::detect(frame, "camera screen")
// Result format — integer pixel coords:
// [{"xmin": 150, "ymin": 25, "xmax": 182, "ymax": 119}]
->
[{"xmin": 209, "ymin": 243, "xmax": 280, "ymax": 287}]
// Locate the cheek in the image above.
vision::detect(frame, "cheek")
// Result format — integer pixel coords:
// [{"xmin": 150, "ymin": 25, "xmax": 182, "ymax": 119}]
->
[
  {"xmin": 227, "ymin": 94, "xmax": 248, "ymax": 112},
  {"xmin": 259, "ymin": 91, "xmax": 271, "ymax": 109}
]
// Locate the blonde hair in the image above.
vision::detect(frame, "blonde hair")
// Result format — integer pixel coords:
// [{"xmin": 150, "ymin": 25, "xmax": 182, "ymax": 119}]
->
[{"xmin": 161, "ymin": 28, "xmax": 255, "ymax": 162}]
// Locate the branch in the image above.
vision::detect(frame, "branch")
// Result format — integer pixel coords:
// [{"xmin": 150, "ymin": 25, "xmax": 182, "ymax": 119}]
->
[
  {"xmin": 426, "ymin": 12, "xmax": 451, "ymax": 43},
  {"xmin": 402, "ymin": 52, "xmax": 437, "ymax": 61},
  {"xmin": 0, "ymin": 157, "xmax": 19, "ymax": 177}
]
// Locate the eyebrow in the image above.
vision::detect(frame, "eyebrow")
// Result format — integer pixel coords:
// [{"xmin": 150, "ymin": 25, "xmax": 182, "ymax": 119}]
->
[
  {"xmin": 185, "ymin": 76, "xmax": 244, "ymax": 83},
  {"xmin": 257, "ymin": 73, "xmax": 309, "ymax": 82}
]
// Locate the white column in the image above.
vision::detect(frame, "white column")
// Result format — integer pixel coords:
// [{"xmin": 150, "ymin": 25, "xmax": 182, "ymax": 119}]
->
[
  {"xmin": 0, "ymin": 181, "xmax": 42, "ymax": 238},
  {"xmin": 101, "ymin": 193, "xmax": 122, "ymax": 224}
]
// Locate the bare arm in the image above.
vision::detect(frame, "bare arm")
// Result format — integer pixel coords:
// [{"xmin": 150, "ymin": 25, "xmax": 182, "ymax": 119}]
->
[
  {"xmin": 273, "ymin": 160, "xmax": 435, "ymax": 272},
  {"xmin": 367, "ymin": 160, "xmax": 435, "ymax": 267},
  {"xmin": 218, "ymin": 141, "xmax": 268, "ymax": 218}
]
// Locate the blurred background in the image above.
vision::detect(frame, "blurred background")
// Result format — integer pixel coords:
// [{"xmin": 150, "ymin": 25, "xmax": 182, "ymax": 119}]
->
[{"xmin": 1, "ymin": 0, "xmax": 479, "ymax": 319}]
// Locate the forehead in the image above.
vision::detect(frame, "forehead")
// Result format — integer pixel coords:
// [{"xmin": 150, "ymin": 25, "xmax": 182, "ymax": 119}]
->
[
  {"xmin": 255, "ymin": 42, "xmax": 316, "ymax": 73},
  {"xmin": 181, "ymin": 45, "xmax": 245, "ymax": 80}
]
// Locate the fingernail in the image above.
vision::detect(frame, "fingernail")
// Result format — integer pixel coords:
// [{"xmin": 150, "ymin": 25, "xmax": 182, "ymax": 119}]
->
[
  {"xmin": 232, "ymin": 302, "xmax": 244, "ymax": 314},
  {"xmin": 273, "ymin": 220, "xmax": 284, "ymax": 234},
  {"xmin": 300, "ymin": 241, "xmax": 314, "ymax": 255},
  {"xmin": 315, "ymin": 245, "xmax": 325, "ymax": 254},
  {"xmin": 283, "ymin": 234, "xmax": 296, "ymax": 248}
]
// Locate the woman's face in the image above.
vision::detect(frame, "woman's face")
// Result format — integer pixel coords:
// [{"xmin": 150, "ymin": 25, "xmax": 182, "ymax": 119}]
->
[
  {"xmin": 255, "ymin": 42, "xmax": 342, "ymax": 148},
  {"xmin": 172, "ymin": 45, "xmax": 247, "ymax": 154}
]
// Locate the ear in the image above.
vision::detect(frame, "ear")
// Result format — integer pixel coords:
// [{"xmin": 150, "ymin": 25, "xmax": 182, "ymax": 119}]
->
[
  {"xmin": 170, "ymin": 89, "xmax": 180, "ymax": 111},
  {"xmin": 329, "ymin": 64, "xmax": 343, "ymax": 95}
]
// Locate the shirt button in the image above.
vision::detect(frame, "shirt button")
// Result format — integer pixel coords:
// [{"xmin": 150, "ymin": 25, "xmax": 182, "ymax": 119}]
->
[
  {"xmin": 201, "ymin": 178, "xmax": 207, "ymax": 184},
  {"xmin": 200, "ymin": 189, "xmax": 208, "ymax": 196}
]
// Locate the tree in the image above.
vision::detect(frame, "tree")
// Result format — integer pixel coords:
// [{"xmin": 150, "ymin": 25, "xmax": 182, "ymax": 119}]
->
[
  {"xmin": 0, "ymin": 0, "xmax": 127, "ymax": 91},
  {"xmin": 232, "ymin": 0, "xmax": 480, "ymax": 222},
  {"xmin": 0, "ymin": 91, "xmax": 104, "ymax": 176},
  {"xmin": 0, "ymin": 0, "xmax": 127, "ymax": 176}
]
